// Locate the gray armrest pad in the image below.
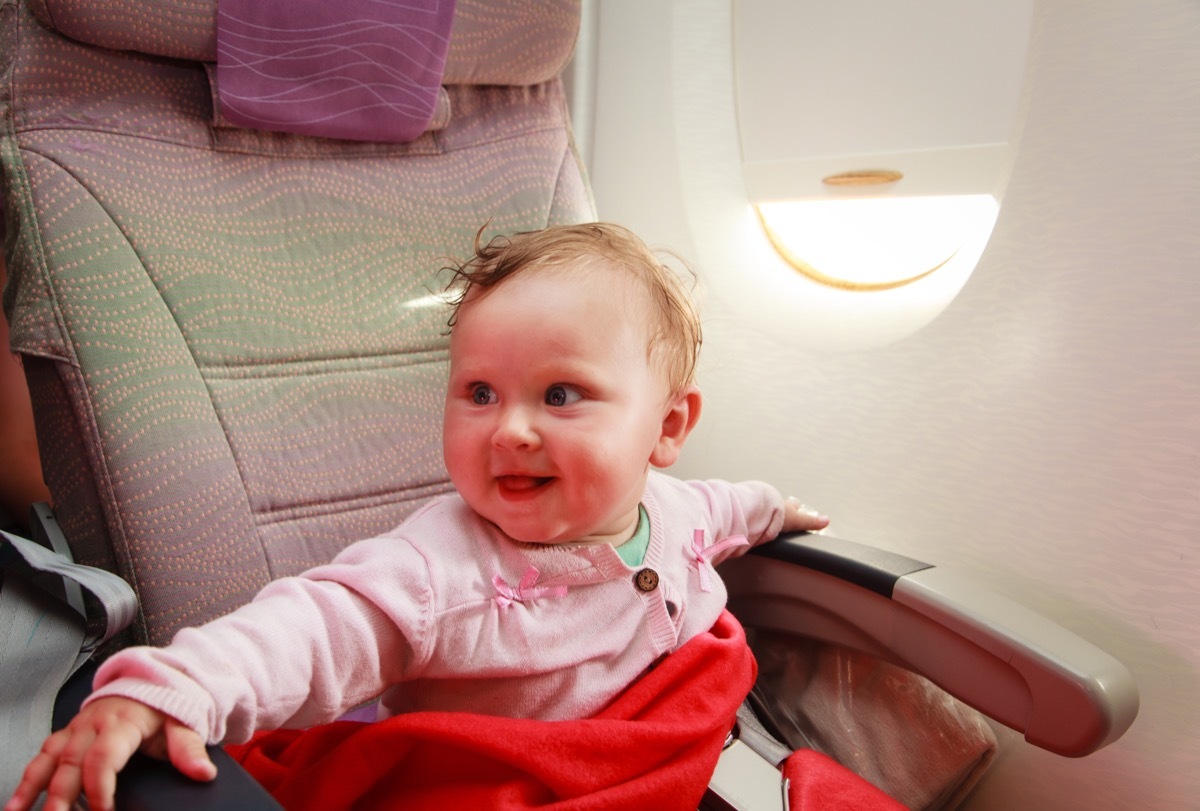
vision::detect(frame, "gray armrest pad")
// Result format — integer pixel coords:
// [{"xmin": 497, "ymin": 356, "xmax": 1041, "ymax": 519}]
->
[
  {"xmin": 892, "ymin": 566, "xmax": 1138, "ymax": 756},
  {"xmin": 723, "ymin": 533, "xmax": 1139, "ymax": 757}
]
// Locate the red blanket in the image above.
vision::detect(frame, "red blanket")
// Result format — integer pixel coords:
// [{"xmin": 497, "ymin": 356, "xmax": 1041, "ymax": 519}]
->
[
  {"xmin": 228, "ymin": 610, "xmax": 754, "ymax": 810},
  {"xmin": 228, "ymin": 611, "xmax": 903, "ymax": 810},
  {"xmin": 785, "ymin": 750, "xmax": 908, "ymax": 811}
]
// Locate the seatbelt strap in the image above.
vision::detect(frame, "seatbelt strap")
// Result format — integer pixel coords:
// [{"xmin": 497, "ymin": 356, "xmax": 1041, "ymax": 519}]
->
[{"xmin": 0, "ymin": 526, "xmax": 138, "ymax": 801}]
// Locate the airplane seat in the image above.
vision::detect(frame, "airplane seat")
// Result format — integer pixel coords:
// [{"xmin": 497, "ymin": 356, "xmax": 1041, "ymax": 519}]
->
[
  {"xmin": 2, "ymin": 0, "xmax": 588, "ymax": 650},
  {"xmin": 1, "ymin": 0, "xmax": 1138, "ymax": 809}
]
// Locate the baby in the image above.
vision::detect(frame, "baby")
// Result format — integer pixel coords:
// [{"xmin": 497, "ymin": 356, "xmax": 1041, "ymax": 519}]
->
[{"xmin": 7, "ymin": 222, "xmax": 828, "ymax": 811}]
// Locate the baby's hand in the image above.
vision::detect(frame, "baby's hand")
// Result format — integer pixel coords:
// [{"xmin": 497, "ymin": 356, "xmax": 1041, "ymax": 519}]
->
[
  {"xmin": 782, "ymin": 497, "xmax": 830, "ymax": 534},
  {"xmin": 4, "ymin": 696, "xmax": 216, "ymax": 811}
]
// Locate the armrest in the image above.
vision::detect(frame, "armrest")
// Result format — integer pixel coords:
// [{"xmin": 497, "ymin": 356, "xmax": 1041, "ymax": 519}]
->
[
  {"xmin": 113, "ymin": 748, "xmax": 282, "ymax": 811},
  {"xmin": 720, "ymin": 533, "xmax": 1139, "ymax": 757},
  {"xmin": 54, "ymin": 663, "xmax": 283, "ymax": 810}
]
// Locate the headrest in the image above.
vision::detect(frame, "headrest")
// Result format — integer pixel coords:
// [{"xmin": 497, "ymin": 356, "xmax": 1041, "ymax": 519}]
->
[
  {"xmin": 25, "ymin": 0, "xmax": 580, "ymax": 86},
  {"xmin": 213, "ymin": 0, "xmax": 458, "ymax": 142}
]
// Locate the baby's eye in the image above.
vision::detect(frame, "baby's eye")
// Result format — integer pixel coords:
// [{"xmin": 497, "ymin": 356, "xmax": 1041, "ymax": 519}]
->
[
  {"xmin": 545, "ymin": 385, "xmax": 582, "ymax": 407},
  {"xmin": 470, "ymin": 384, "xmax": 497, "ymax": 405}
]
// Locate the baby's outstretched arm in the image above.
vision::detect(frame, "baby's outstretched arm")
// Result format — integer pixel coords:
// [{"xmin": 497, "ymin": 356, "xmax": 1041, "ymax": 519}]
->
[
  {"xmin": 5, "ymin": 696, "xmax": 215, "ymax": 811},
  {"xmin": 782, "ymin": 497, "xmax": 831, "ymax": 534}
]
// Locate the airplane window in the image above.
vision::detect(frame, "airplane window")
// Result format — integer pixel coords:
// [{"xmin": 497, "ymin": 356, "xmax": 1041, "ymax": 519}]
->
[{"xmin": 755, "ymin": 194, "xmax": 999, "ymax": 291}]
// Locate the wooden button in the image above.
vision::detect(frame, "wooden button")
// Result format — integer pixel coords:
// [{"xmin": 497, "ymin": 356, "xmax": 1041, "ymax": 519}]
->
[{"xmin": 634, "ymin": 568, "xmax": 659, "ymax": 592}]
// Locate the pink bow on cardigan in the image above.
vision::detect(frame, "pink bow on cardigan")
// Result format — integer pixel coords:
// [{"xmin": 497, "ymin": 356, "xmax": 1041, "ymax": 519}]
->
[
  {"xmin": 690, "ymin": 529, "xmax": 749, "ymax": 592},
  {"xmin": 493, "ymin": 565, "xmax": 568, "ymax": 609}
]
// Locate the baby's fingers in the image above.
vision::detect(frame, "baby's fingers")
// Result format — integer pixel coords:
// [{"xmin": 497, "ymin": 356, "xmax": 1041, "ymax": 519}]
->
[
  {"xmin": 75, "ymin": 718, "xmax": 148, "ymax": 811},
  {"xmin": 4, "ymin": 730, "xmax": 78, "ymax": 811},
  {"xmin": 164, "ymin": 720, "xmax": 217, "ymax": 782},
  {"xmin": 783, "ymin": 497, "xmax": 830, "ymax": 533}
]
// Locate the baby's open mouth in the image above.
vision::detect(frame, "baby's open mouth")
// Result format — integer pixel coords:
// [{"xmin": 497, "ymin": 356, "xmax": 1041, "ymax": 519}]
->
[{"xmin": 496, "ymin": 475, "xmax": 553, "ymax": 494}]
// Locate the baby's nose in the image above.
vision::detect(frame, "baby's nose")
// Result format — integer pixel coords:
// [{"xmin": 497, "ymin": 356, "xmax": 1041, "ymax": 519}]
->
[{"xmin": 492, "ymin": 405, "xmax": 541, "ymax": 449}]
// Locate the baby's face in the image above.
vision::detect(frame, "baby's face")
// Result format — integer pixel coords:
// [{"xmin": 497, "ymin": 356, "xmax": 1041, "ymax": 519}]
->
[{"xmin": 443, "ymin": 263, "xmax": 673, "ymax": 546}]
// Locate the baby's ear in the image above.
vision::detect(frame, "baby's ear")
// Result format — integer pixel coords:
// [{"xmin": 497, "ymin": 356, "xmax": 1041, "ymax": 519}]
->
[{"xmin": 650, "ymin": 385, "xmax": 702, "ymax": 468}]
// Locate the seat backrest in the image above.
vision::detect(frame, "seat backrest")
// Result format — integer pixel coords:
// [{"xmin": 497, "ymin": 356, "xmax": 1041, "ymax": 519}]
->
[{"xmin": 0, "ymin": 0, "xmax": 592, "ymax": 647}]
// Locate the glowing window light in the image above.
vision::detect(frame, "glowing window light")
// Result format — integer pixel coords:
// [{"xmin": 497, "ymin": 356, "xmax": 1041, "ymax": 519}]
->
[{"xmin": 756, "ymin": 195, "xmax": 1000, "ymax": 291}]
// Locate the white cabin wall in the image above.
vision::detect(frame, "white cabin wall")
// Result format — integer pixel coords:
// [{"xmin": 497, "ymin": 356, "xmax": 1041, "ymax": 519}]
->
[{"xmin": 587, "ymin": 1, "xmax": 1200, "ymax": 808}]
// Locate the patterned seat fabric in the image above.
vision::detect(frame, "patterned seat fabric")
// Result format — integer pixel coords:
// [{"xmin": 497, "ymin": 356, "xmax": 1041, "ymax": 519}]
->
[{"xmin": 0, "ymin": 0, "xmax": 593, "ymax": 647}]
